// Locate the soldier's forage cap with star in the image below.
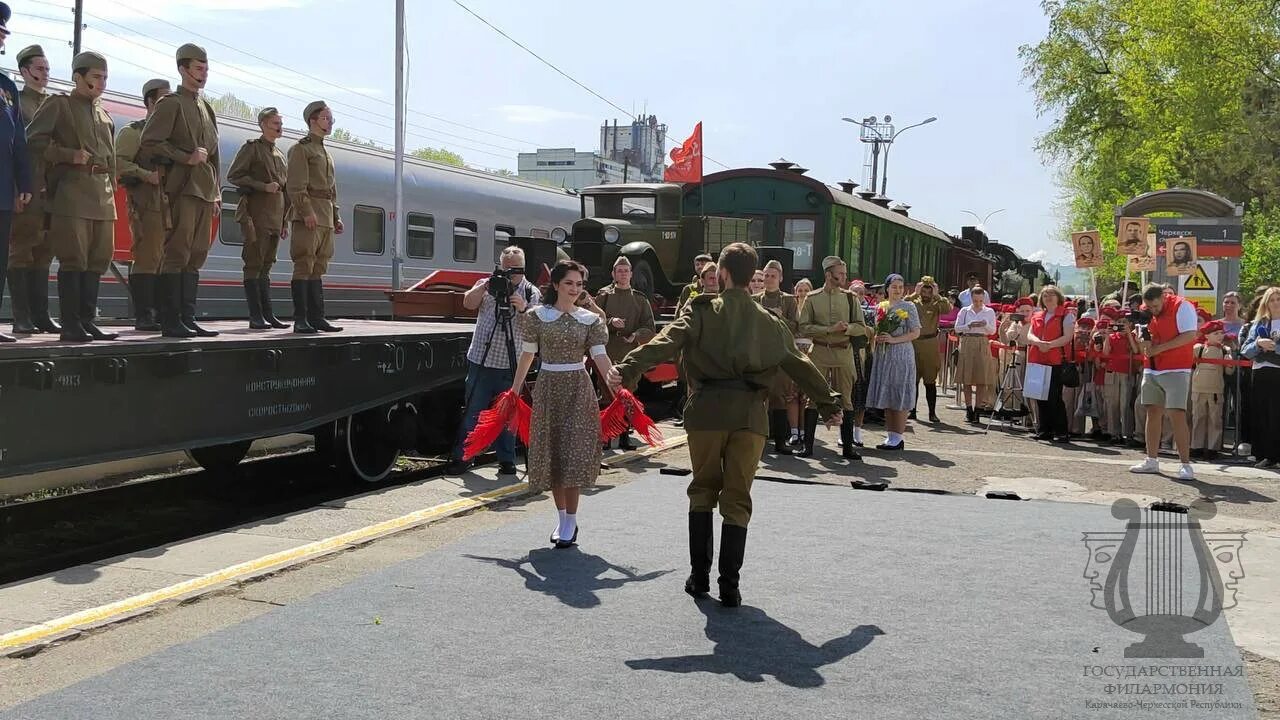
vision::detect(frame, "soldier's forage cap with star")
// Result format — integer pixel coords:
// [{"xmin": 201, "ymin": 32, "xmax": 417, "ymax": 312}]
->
[
  {"xmin": 820, "ymin": 255, "xmax": 844, "ymax": 271},
  {"xmin": 176, "ymin": 43, "xmax": 207, "ymax": 64},
  {"xmin": 142, "ymin": 78, "xmax": 170, "ymax": 97},
  {"xmin": 257, "ymin": 106, "xmax": 280, "ymax": 123},
  {"xmin": 72, "ymin": 52, "xmax": 107, "ymax": 72},
  {"xmin": 0, "ymin": 3, "xmax": 11, "ymax": 34},
  {"xmin": 303, "ymin": 100, "xmax": 328, "ymax": 122},
  {"xmin": 16, "ymin": 45, "xmax": 44, "ymax": 65},
  {"xmin": 612, "ymin": 255, "xmax": 631, "ymax": 268}
]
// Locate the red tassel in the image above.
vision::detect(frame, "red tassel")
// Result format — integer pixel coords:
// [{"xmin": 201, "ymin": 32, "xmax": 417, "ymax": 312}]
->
[
  {"xmin": 514, "ymin": 394, "xmax": 533, "ymax": 447},
  {"xmin": 599, "ymin": 390, "xmax": 664, "ymax": 447},
  {"xmin": 463, "ymin": 390, "xmax": 523, "ymax": 460}
]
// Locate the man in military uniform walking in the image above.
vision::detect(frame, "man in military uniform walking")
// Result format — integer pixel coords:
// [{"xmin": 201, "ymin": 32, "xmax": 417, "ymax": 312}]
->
[
  {"xmin": 228, "ymin": 106, "xmax": 291, "ymax": 329},
  {"xmin": 26, "ymin": 52, "xmax": 117, "ymax": 342},
  {"xmin": 907, "ymin": 276, "xmax": 951, "ymax": 423},
  {"xmin": 139, "ymin": 43, "xmax": 219, "ymax": 338},
  {"xmin": 608, "ymin": 243, "xmax": 839, "ymax": 608},
  {"xmin": 286, "ymin": 100, "xmax": 343, "ymax": 333},
  {"xmin": 114, "ymin": 78, "xmax": 169, "ymax": 331},
  {"xmin": 797, "ymin": 255, "xmax": 868, "ymax": 459},
  {"xmin": 754, "ymin": 259, "xmax": 800, "ymax": 455},
  {"xmin": 7, "ymin": 42, "xmax": 55, "ymax": 336},
  {"xmin": 594, "ymin": 255, "xmax": 655, "ymax": 449}
]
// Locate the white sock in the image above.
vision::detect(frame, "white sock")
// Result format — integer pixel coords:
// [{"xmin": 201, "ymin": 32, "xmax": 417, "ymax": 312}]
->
[
  {"xmin": 790, "ymin": 427, "xmax": 800, "ymax": 440},
  {"xmin": 853, "ymin": 427, "xmax": 863, "ymax": 443},
  {"xmin": 561, "ymin": 512, "xmax": 577, "ymax": 541},
  {"xmin": 887, "ymin": 431, "xmax": 902, "ymax": 445},
  {"xmin": 553, "ymin": 509, "xmax": 568, "ymax": 540}
]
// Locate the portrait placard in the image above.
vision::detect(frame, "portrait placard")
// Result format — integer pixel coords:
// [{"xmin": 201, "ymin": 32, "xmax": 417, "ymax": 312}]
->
[
  {"xmin": 1072, "ymin": 231, "xmax": 1104, "ymax": 269},
  {"xmin": 1165, "ymin": 236, "xmax": 1198, "ymax": 276},
  {"xmin": 1117, "ymin": 217, "xmax": 1150, "ymax": 256},
  {"xmin": 1128, "ymin": 233, "xmax": 1157, "ymax": 273}
]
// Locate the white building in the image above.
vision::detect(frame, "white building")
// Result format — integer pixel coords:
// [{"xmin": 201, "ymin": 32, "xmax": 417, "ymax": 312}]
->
[{"xmin": 517, "ymin": 148, "xmax": 639, "ymax": 189}]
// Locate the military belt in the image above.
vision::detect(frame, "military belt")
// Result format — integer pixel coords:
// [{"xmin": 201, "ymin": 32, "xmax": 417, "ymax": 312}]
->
[
  {"xmin": 65, "ymin": 164, "xmax": 111, "ymax": 174},
  {"xmin": 306, "ymin": 189, "xmax": 335, "ymax": 200},
  {"xmin": 812, "ymin": 339, "xmax": 850, "ymax": 349},
  {"xmin": 700, "ymin": 378, "xmax": 766, "ymax": 392}
]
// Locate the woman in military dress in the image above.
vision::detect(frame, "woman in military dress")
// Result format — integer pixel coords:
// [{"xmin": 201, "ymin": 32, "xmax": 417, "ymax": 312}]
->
[{"xmin": 510, "ymin": 260, "xmax": 614, "ymax": 549}]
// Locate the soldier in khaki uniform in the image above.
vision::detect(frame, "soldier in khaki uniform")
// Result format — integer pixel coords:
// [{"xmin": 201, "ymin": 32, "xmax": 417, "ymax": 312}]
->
[
  {"xmin": 594, "ymin": 255, "xmax": 656, "ymax": 449},
  {"xmin": 907, "ymin": 275, "xmax": 952, "ymax": 423},
  {"xmin": 797, "ymin": 255, "xmax": 869, "ymax": 459},
  {"xmin": 675, "ymin": 252, "xmax": 712, "ymax": 311},
  {"xmin": 26, "ymin": 51, "xmax": 117, "ymax": 342},
  {"xmin": 753, "ymin": 259, "xmax": 800, "ymax": 455},
  {"xmin": 8, "ymin": 44, "xmax": 59, "ymax": 335},
  {"xmin": 285, "ymin": 100, "xmax": 343, "ymax": 333},
  {"xmin": 139, "ymin": 42, "xmax": 219, "ymax": 338},
  {"xmin": 228, "ymin": 106, "xmax": 291, "ymax": 329},
  {"xmin": 609, "ymin": 243, "xmax": 839, "ymax": 608},
  {"xmin": 115, "ymin": 78, "xmax": 169, "ymax": 331}
]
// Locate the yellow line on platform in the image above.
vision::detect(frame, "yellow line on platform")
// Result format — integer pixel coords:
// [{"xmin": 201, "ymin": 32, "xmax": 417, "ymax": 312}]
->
[{"xmin": 0, "ymin": 481, "xmax": 531, "ymax": 655}]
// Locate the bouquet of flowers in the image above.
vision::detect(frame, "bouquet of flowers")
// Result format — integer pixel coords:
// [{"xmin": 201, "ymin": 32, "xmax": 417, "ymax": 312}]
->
[{"xmin": 873, "ymin": 302, "xmax": 909, "ymax": 351}]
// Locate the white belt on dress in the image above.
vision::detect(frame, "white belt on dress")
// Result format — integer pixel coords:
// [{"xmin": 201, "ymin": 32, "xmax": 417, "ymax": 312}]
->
[{"xmin": 540, "ymin": 360, "xmax": 585, "ymax": 372}]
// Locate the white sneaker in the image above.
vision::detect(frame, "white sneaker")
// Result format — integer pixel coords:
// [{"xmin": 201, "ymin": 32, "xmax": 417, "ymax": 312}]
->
[
  {"xmin": 1178, "ymin": 464, "xmax": 1196, "ymax": 481},
  {"xmin": 1129, "ymin": 457, "xmax": 1161, "ymax": 474}
]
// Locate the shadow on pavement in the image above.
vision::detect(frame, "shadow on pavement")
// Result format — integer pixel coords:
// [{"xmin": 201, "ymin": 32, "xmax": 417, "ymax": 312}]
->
[
  {"xmin": 626, "ymin": 602, "xmax": 884, "ymax": 688},
  {"xmin": 465, "ymin": 548, "xmax": 674, "ymax": 609},
  {"xmin": 1170, "ymin": 476, "xmax": 1276, "ymax": 506}
]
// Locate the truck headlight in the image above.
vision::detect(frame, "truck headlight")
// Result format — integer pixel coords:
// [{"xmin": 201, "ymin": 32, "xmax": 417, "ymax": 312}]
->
[
  {"xmin": 603, "ymin": 227, "xmax": 620, "ymax": 244},
  {"xmin": 551, "ymin": 227, "xmax": 567, "ymax": 244}
]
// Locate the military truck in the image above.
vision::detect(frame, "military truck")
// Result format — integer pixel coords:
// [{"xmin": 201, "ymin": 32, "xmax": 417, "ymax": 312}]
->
[{"xmin": 567, "ymin": 183, "xmax": 751, "ymax": 304}]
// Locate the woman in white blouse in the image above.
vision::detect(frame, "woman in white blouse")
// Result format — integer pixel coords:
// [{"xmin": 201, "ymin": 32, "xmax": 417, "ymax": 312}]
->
[{"xmin": 954, "ymin": 286, "xmax": 998, "ymax": 423}]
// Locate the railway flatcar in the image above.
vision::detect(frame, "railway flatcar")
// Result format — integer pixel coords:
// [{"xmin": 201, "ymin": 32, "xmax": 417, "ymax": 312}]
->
[{"xmin": 3, "ymin": 76, "xmax": 580, "ymax": 323}]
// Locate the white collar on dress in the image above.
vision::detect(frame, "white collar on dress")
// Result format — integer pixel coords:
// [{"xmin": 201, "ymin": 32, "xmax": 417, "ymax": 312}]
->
[{"xmin": 534, "ymin": 305, "xmax": 600, "ymax": 325}]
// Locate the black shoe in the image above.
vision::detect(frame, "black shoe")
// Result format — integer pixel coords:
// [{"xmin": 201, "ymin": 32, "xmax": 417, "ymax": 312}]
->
[
  {"xmin": 259, "ymin": 278, "xmax": 289, "ymax": 328},
  {"xmin": 497, "ymin": 461, "xmax": 517, "ymax": 475},
  {"xmin": 908, "ymin": 409, "xmax": 917, "ymax": 421},
  {"xmin": 619, "ymin": 432, "xmax": 639, "ymax": 451},
  {"xmin": 159, "ymin": 273, "xmax": 197, "ymax": 338},
  {"xmin": 290, "ymin": 280, "xmax": 318, "ymax": 334},
  {"xmin": 840, "ymin": 414, "xmax": 861, "ymax": 460},
  {"xmin": 686, "ymin": 511, "xmax": 713, "ymax": 597},
  {"xmin": 307, "ymin": 279, "xmax": 343, "ymax": 332},
  {"xmin": 1053, "ymin": 435, "xmax": 1070, "ymax": 444},
  {"xmin": 129, "ymin": 272, "xmax": 160, "ymax": 331},
  {"xmin": 8, "ymin": 268, "xmax": 36, "ymax": 334},
  {"xmin": 717, "ymin": 523, "xmax": 746, "ymax": 608},
  {"xmin": 554, "ymin": 526, "xmax": 579, "ymax": 549},
  {"xmin": 56, "ymin": 270, "xmax": 92, "ymax": 342},
  {"xmin": 929, "ymin": 413, "xmax": 941, "ymax": 423},
  {"xmin": 79, "ymin": 272, "xmax": 118, "ymax": 340},
  {"xmin": 797, "ymin": 409, "xmax": 819, "ymax": 458},
  {"xmin": 28, "ymin": 268, "xmax": 61, "ymax": 333},
  {"xmin": 770, "ymin": 410, "xmax": 793, "ymax": 455},
  {"xmin": 244, "ymin": 278, "xmax": 271, "ymax": 329},
  {"xmin": 444, "ymin": 459, "xmax": 472, "ymax": 475},
  {"xmin": 875, "ymin": 440, "xmax": 905, "ymax": 451},
  {"xmin": 180, "ymin": 272, "xmax": 218, "ymax": 337},
  {"xmin": 1033, "ymin": 431, "xmax": 1054, "ymax": 441},
  {"xmin": 965, "ymin": 407, "xmax": 976, "ymax": 423}
]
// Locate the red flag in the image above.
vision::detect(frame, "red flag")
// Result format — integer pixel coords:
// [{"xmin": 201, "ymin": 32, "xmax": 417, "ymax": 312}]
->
[{"xmin": 664, "ymin": 122, "xmax": 702, "ymax": 184}]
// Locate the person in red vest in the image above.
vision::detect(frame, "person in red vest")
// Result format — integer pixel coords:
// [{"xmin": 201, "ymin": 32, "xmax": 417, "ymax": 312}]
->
[
  {"xmin": 1129, "ymin": 283, "xmax": 1200, "ymax": 480},
  {"xmin": 1027, "ymin": 285, "xmax": 1076, "ymax": 441}
]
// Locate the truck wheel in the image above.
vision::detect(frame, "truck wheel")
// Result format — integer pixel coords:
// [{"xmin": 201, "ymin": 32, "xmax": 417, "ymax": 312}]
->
[
  {"xmin": 632, "ymin": 257, "xmax": 657, "ymax": 298},
  {"xmin": 186, "ymin": 440, "xmax": 253, "ymax": 473}
]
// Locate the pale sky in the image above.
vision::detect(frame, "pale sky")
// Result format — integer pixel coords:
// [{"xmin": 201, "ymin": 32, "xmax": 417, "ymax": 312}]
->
[{"xmin": 12, "ymin": 0, "xmax": 1067, "ymax": 265}]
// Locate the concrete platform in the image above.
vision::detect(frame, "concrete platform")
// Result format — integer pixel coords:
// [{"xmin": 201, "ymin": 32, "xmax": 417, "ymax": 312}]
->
[{"xmin": 0, "ymin": 472, "xmax": 1256, "ymax": 719}]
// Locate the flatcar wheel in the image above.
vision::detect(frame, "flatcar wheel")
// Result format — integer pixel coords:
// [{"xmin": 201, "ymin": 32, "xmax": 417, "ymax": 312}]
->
[
  {"xmin": 334, "ymin": 407, "xmax": 400, "ymax": 483},
  {"xmin": 186, "ymin": 440, "xmax": 254, "ymax": 473}
]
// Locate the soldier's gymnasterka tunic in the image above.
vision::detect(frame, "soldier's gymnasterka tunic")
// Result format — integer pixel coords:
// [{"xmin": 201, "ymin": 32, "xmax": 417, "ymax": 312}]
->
[
  {"xmin": 139, "ymin": 87, "xmax": 220, "ymax": 273},
  {"xmin": 754, "ymin": 288, "xmax": 799, "ymax": 409},
  {"xmin": 286, "ymin": 133, "xmax": 338, "ymax": 279},
  {"xmin": 10, "ymin": 85, "xmax": 48, "ymax": 269},
  {"xmin": 909, "ymin": 294, "xmax": 951, "ymax": 385},
  {"xmin": 519, "ymin": 305, "xmax": 610, "ymax": 491},
  {"xmin": 594, "ymin": 283, "xmax": 656, "ymax": 360},
  {"xmin": 228, "ymin": 137, "xmax": 290, "ymax": 279},
  {"xmin": 26, "ymin": 93, "xmax": 116, "ymax": 272},
  {"xmin": 115, "ymin": 118, "xmax": 165, "ymax": 273},
  {"xmin": 798, "ymin": 285, "xmax": 869, "ymax": 411}
]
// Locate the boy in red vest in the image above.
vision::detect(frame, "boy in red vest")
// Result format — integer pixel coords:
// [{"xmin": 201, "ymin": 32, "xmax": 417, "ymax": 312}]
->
[{"xmin": 1129, "ymin": 284, "xmax": 1199, "ymax": 480}]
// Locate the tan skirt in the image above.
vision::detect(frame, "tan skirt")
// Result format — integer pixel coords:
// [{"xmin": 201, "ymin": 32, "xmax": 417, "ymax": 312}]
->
[{"xmin": 956, "ymin": 335, "xmax": 997, "ymax": 387}]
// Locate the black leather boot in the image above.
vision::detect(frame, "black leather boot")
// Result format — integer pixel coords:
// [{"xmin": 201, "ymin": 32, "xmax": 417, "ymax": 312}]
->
[
  {"xmin": 718, "ymin": 523, "xmax": 747, "ymax": 608},
  {"xmin": 797, "ymin": 409, "xmax": 819, "ymax": 458},
  {"xmin": 770, "ymin": 410, "xmax": 793, "ymax": 455},
  {"xmin": 926, "ymin": 384, "xmax": 940, "ymax": 422},
  {"xmin": 307, "ymin": 279, "xmax": 343, "ymax": 332},
  {"xmin": 28, "ymin": 268, "xmax": 61, "ymax": 333},
  {"xmin": 259, "ymin": 277, "xmax": 288, "ymax": 328},
  {"xmin": 8, "ymin": 268, "xmax": 35, "ymax": 335},
  {"xmin": 841, "ymin": 413, "xmax": 861, "ymax": 460},
  {"xmin": 685, "ymin": 511, "xmax": 714, "ymax": 598},
  {"xmin": 291, "ymin": 280, "xmax": 317, "ymax": 334},
  {"xmin": 80, "ymin": 272, "xmax": 118, "ymax": 340},
  {"xmin": 57, "ymin": 271, "xmax": 91, "ymax": 342},
  {"xmin": 244, "ymin": 278, "xmax": 270, "ymax": 329},
  {"xmin": 129, "ymin": 273, "xmax": 160, "ymax": 331},
  {"xmin": 159, "ymin": 273, "xmax": 196, "ymax": 338},
  {"xmin": 180, "ymin": 271, "xmax": 218, "ymax": 337}
]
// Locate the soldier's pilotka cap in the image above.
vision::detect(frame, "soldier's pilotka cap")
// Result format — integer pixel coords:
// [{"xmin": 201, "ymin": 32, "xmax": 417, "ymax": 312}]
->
[
  {"xmin": 176, "ymin": 43, "xmax": 207, "ymax": 64},
  {"xmin": 142, "ymin": 78, "xmax": 170, "ymax": 97},
  {"xmin": 257, "ymin": 106, "xmax": 280, "ymax": 123},
  {"xmin": 820, "ymin": 255, "xmax": 845, "ymax": 271},
  {"xmin": 303, "ymin": 100, "xmax": 328, "ymax": 123},
  {"xmin": 72, "ymin": 51, "xmax": 107, "ymax": 72},
  {"xmin": 16, "ymin": 45, "xmax": 44, "ymax": 65},
  {"xmin": 613, "ymin": 255, "xmax": 631, "ymax": 268}
]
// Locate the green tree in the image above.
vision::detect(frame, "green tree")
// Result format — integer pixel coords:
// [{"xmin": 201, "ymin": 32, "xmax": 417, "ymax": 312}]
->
[
  {"xmin": 331, "ymin": 127, "xmax": 385, "ymax": 150},
  {"xmin": 410, "ymin": 146, "xmax": 464, "ymax": 167},
  {"xmin": 209, "ymin": 92, "xmax": 256, "ymax": 120}
]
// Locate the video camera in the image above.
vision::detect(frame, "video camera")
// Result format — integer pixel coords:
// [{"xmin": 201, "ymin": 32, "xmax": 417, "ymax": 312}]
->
[
  {"xmin": 1127, "ymin": 309, "xmax": 1153, "ymax": 341},
  {"xmin": 487, "ymin": 265, "xmax": 525, "ymax": 307}
]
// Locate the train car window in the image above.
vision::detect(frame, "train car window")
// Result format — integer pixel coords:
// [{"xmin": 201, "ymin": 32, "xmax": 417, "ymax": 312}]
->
[
  {"xmin": 530, "ymin": 228, "xmax": 550, "ymax": 240},
  {"xmin": 454, "ymin": 219, "xmax": 478, "ymax": 262},
  {"xmin": 218, "ymin": 187, "xmax": 244, "ymax": 245},
  {"xmin": 781, "ymin": 217, "xmax": 816, "ymax": 271},
  {"xmin": 407, "ymin": 213, "xmax": 434, "ymax": 259},
  {"xmin": 494, "ymin": 225, "xmax": 515, "ymax": 261},
  {"xmin": 353, "ymin": 205, "xmax": 385, "ymax": 255},
  {"xmin": 745, "ymin": 214, "xmax": 768, "ymax": 246},
  {"xmin": 849, "ymin": 225, "xmax": 863, "ymax": 277}
]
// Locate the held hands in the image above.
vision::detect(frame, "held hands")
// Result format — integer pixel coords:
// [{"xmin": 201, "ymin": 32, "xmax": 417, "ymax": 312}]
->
[
  {"xmin": 832, "ymin": 320, "xmax": 849, "ymax": 333},
  {"xmin": 610, "ymin": 317, "xmax": 626, "ymax": 329},
  {"xmin": 875, "ymin": 333, "xmax": 892, "ymax": 344},
  {"xmin": 145, "ymin": 170, "xmax": 161, "ymax": 185},
  {"xmin": 263, "ymin": 181, "xmax": 280, "ymax": 193},
  {"xmin": 187, "ymin": 147, "xmax": 209, "ymax": 165},
  {"xmin": 72, "ymin": 149, "xmax": 92, "ymax": 165},
  {"xmin": 304, "ymin": 213, "xmax": 318, "ymax": 230},
  {"xmin": 606, "ymin": 366, "xmax": 624, "ymax": 391},
  {"xmin": 821, "ymin": 407, "xmax": 842, "ymax": 427}
]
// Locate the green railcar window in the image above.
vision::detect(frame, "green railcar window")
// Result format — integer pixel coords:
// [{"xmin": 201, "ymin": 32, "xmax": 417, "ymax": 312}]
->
[
  {"xmin": 849, "ymin": 225, "xmax": 862, "ymax": 277},
  {"xmin": 783, "ymin": 218, "xmax": 816, "ymax": 271}
]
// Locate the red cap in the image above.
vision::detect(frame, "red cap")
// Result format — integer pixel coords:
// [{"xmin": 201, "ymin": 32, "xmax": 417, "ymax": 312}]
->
[
  {"xmin": 1015, "ymin": 297, "xmax": 1034, "ymax": 309},
  {"xmin": 1101, "ymin": 306, "xmax": 1122, "ymax": 320},
  {"xmin": 1077, "ymin": 316, "xmax": 1095, "ymax": 329},
  {"xmin": 1200, "ymin": 320, "xmax": 1224, "ymax": 335}
]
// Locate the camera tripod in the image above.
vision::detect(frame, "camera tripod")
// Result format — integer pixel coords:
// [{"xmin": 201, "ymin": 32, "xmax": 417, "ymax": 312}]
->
[{"xmin": 984, "ymin": 347, "xmax": 1031, "ymax": 434}]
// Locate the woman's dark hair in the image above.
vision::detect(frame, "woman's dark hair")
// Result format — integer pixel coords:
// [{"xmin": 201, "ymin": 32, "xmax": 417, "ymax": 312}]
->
[{"xmin": 542, "ymin": 259, "xmax": 586, "ymax": 305}]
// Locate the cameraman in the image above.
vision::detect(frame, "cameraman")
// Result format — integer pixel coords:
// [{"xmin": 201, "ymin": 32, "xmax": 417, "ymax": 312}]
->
[
  {"xmin": 447, "ymin": 246, "xmax": 540, "ymax": 475},
  {"xmin": 1129, "ymin": 283, "xmax": 1198, "ymax": 480}
]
